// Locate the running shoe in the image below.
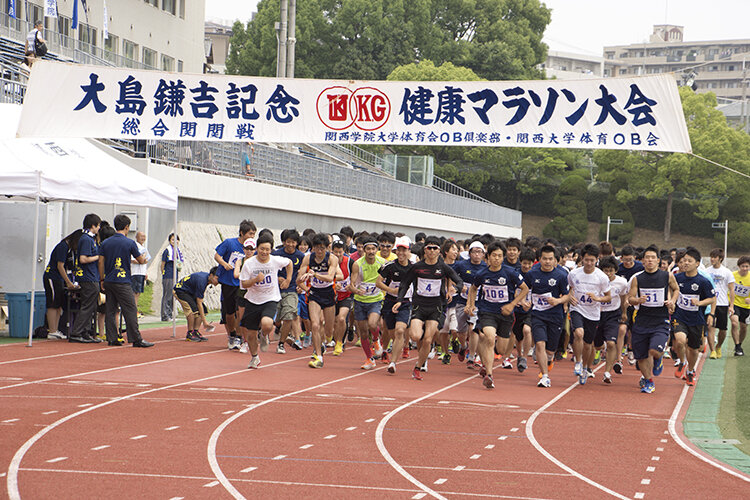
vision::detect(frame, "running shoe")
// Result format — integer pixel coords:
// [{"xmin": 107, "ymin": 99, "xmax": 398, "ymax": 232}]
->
[
  {"xmin": 276, "ymin": 343, "xmax": 286, "ymax": 354},
  {"xmin": 663, "ymin": 349, "xmax": 672, "ymax": 359},
  {"xmin": 641, "ymin": 379, "xmax": 655, "ymax": 394},
  {"xmin": 579, "ymin": 368, "xmax": 587, "ymax": 385},
  {"xmin": 674, "ymin": 362, "xmax": 686, "ymax": 379},
  {"xmin": 326, "ymin": 339, "xmax": 335, "ymax": 348},
  {"xmin": 457, "ymin": 347, "xmax": 467, "ymax": 362},
  {"xmin": 627, "ymin": 351, "xmax": 636, "ymax": 365},
  {"xmin": 474, "ymin": 354, "xmax": 482, "ymax": 367},
  {"xmin": 479, "ymin": 365, "xmax": 487, "ymax": 378},
  {"xmin": 361, "ymin": 358, "xmax": 376, "ymax": 370},
  {"xmin": 402, "ymin": 346, "xmax": 410, "ymax": 359},
  {"xmin": 466, "ymin": 358, "xmax": 475, "ymax": 369},
  {"xmin": 333, "ymin": 341, "xmax": 343, "ymax": 356},
  {"xmin": 686, "ymin": 371, "xmax": 696, "ymax": 386},
  {"xmin": 586, "ymin": 368, "xmax": 595, "ymax": 380},
  {"xmin": 387, "ymin": 362, "xmax": 396, "ymax": 374},
  {"xmin": 716, "ymin": 347, "xmax": 722, "ymax": 358},
  {"xmin": 613, "ymin": 362, "xmax": 623, "ymax": 375},
  {"xmin": 593, "ymin": 350, "xmax": 601, "ymax": 365},
  {"xmin": 517, "ymin": 357, "xmax": 527, "ymax": 373},
  {"xmin": 547, "ymin": 360, "xmax": 554, "ymax": 372},
  {"xmin": 259, "ymin": 334, "xmax": 269, "ymax": 352},
  {"xmin": 735, "ymin": 345, "xmax": 745, "ymax": 357},
  {"xmin": 247, "ymin": 355, "xmax": 261, "ymax": 369},
  {"xmin": 421, "ymin": 360, "xmax": 429, "ymax": 372},
  {"xmin": 412, "ymin": 366, "xmax": 423, "ymax": 380},
  {"xmin": 229, "ymin": 336, "xmax": 241, "ymax": 351},
  {"xmin": 239, "ymin": 341, "xmax": 249, "ymax": 354},
  {"xmin": 603, "ymin": 372, "xmax": 612, "ymax": 384},
  {"xmin": 347, "ymin": 328, "xmax": 355, "ymax": 342},
  {"xmin": 537, "ymin": 375, "xmax": 551, "ymax": 388},
  {"xmin": 196, "ymin": 332, "xmax": 208, "ymax": 342},
  {"xmin": 303, "ymin": 335, "xmax": 312, "ymax": 348},
  {"xmin": 354, "ymin": 338, "xmax": 362, "ymax": 347},
  {"xmin": 48, "ymin": 330, "xmax": 66, "ymax": 340},
  {"xmin": 483, "ymin": 375, "xmax": 495, "ymax": 389},
  {"xmin": 638, "ymin": 376, "xmax": 647, "ymax": 390},
  {"xmin": 653, "ymin": 355, "xmax": 664, "ymax": 376},
  {"xmin": 381, "ymin": 351, "xmax": 390, "ymax": 364},
  {"xmin": 451, "ymin": 338, "xmax": 460, "ymax": 354},
  {"xmin": 292, "ymin": 339, "xmax": 303, "ymax": 350},
  {"xmin": 709, "ymin": 350, "xmax": 717, "ymax": 359},
  {"xmin": 502, "ymin": 358, "xmax": 513, "ymax": 369},
  {"xmin": 308, "ymin": 356, "xmax": 324, "ymax": 368},
  {"xmin": 442, "ymin": 352, "xmax": 451, "ymax": 365},
  {"xmin": 186, "ymin": 331, "xmax": 201, "ymax": 342},
  {"xmin": 673, "ymin": 358, "xmax": 682, "ymax": 367},
  {"xmin": 574, "ymin": 362, "xmax": 583, "ymax": 377},
  {"xmin": 428, "ymin": 347, "xmax": 436, "ymax": 360},
  {"xmin": 373, "ymin": 340, "xmax": 383, "ymax": 359}
]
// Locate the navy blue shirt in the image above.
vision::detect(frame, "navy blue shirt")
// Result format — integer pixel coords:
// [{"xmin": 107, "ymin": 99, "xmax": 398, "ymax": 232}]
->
[
  {"xmin": 161, "ymin": 246, "xmax": 182, "ymax": 280},
  {"xmin": 215, "ymin": 238, "xmax": 245, "ymax": 286},
  {"xmin": 617, "ymin": 260, "xmax": 644, "ymax": 281},
  {"xmin": 44, "ymin": 241, "xmax": 69, "ymax": 281},
  {"xmin": 76, "ymin": 232, "xmax": 99, "ymax": 282},
  {"xmin": 673, "ymin": 272, "xmax": 715, "ymax": 326},
  {"xmin": 99, "ymin": 233, "xmax": 141, "ymax": 283},
  {"xmin": 272, "ymin": 247, "xmax": 305, "ymax": 293},
  {"xmin": 453, "ymin": 259, "xmax": 488, "ymax": 306},
  {"xmin": 473, "ymin": 265, "xmax": 525, "ymax": 315},
  {"xmin": 524, "ymin": 264, "xmax": 569, "ymax": 322},
  {"xmin": 174, "ymin": 272, "xmax": 210, "ymax": 299}
]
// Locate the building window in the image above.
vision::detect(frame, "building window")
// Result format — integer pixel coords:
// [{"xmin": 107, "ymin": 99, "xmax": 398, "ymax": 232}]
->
[
  {"xmin": 161, "ymin": 54, "xmax": 175, "ymax": 71},
  {"xmin": 123, "ymin": 39, "xmax": 139, "ymax": 62},
  {"xmin": 78, "ymin": 24, "xmax": 97, "ymax": 49},
  {"xmin": 619, "ymin": 69, "xmax": 628, "ymax": 75},
  {"xmin": 143, "ymin": 47, "xmax": 157, "ymax": 68},
  {"xmin": 179, "ymin": 0, "xmax": 185, "ymax": 19},
  {"xmin": 145, "ymin": 0, "xmax": 158, "ymax": 6},
  {"xmin": 104, "ymin": 33, "xmax": 119, "ymax": 55},
  {"xmin": 163, "ymin": 0, "xmax": 176, "ymax": 15},
  {"xmin": 177, "ymin": 59, "xmax": 184, "ymax": 72}
]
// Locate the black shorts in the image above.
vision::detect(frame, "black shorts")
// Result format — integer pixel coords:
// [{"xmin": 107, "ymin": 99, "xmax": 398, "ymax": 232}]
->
[
  {"xmin": 130, "ymin": 275, "xmax": 145, "ymax": 294},
  {"xmin": 512, "ymin": 311, "xmax": 531, "ymax": 341},
  {"xmin": 531, "ymin": 315, "xmax": 563, "ymax": 350},
  {"xmin": 734, "ymin": 306, "xmax": 750, "ymax": 324},
  {"xmin": 477, "ymin": 312, "xmax": 514, "ymax": 339},
  {"xmin": 336, "ymin": 296, "xmax": 354, "ymax": 314},
  {"xmin": 411, "ymin": 303, "xmax": 445, "ymax": 329},
  {"xmin": 175, "ymin": 290, "xmax": 198, "ymax": 315},
  {"xmin": 44, "ymin": 277, "xmax": 65, "ymax": 309},
  {"xmin": 309, "ymin": 287, "xmax": 336, "ymax": 309},
  {"xmin": 570, "ymin": 310, "xmax": 598, "ymax": 344},
  {"xmin": 221, "ymin": 284, "xmax": 240, "ymax": 315},
  {"xmin": 240, "ymin": 301, "xmax": 278, "ymax": 331},
  {"xmin": 712, "ymin": 305, "xmax": 729, "ymax": 330},
  {"xmin": 383, "ymin": 300, "xmax": 411, "ymax": 330},
  {"xmin": 595, "ymin": 309, "xmax": 621, "ymax": 347},
  {"xmin": 673, "ymin": 320, "xmax": 705, "ymax": 350}
]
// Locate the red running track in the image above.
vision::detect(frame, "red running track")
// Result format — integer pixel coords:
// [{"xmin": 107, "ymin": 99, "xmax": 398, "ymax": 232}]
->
[{"xmin": 1, "ymin": 326, "xmax": 748, "ymax": 499}]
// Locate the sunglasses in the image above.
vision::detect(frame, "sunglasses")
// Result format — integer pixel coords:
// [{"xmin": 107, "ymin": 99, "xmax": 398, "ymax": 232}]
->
[
  {"xmin": 425, "ymin": 245, "xmax": 440, "ymax": 250},
  {"xmin": 380, "ymin": 244, "xmax": 393, "ymax": 248}
]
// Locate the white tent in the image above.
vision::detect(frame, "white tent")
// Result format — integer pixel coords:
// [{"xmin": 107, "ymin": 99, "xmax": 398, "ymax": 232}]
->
[{"xmin": 0, "ymin": 103, "xmax": 179, "ymax": 345}]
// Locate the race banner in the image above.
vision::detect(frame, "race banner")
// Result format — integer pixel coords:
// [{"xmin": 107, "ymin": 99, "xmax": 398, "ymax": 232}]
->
[{"xmin": 16, "ymin": 61, "xmax": 691, "ymax": 153}]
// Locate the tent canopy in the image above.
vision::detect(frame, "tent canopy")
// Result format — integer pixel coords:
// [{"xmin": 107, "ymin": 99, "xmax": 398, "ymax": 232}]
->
[{"xmin": 0, "ymin": 103, "xmax": 178, "ymax": 210}]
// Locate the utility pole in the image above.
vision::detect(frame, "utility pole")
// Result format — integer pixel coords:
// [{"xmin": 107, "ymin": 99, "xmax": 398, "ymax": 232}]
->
[
  {"xmin": 742, "ymin": 58, "xmax": 748, "ymax": 134},
  {"xmin": 286, "ymin": 0, "xmax": 296, "ymax": 79},
  {"xmin": 277, "ymin": 0, "xmax": 288, "ymax": 78}
]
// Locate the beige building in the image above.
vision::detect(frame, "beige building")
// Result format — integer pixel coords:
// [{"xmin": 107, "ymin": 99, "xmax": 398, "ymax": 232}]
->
[
  {"xmin": 204, "ymin": 20, "xmax": 232, "ymax": 74},
  {"xmin": 603, "ymin": 25, "xmax": 750, "ymax": 100},
  {"xmin": 541, "ymin": 50, "xmax": 607, "ymax": 79},
  {"xmin": 2, "ymin": 0, "xmax": 205, "ymax": 73}
]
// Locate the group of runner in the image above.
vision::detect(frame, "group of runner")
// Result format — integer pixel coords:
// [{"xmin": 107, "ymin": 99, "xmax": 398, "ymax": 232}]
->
[{"xmin": 173, "ymin": 220, "xmax": 748, "ymax": 393}]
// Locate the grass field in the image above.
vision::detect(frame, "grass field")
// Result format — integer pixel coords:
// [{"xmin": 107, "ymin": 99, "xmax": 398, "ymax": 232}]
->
[{"xmin": 734, "ymin": 353, "xmax": 750, "ymax": 455}]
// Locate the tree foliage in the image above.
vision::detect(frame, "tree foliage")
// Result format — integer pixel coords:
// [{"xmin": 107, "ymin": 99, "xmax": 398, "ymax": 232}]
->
[{"xmin": 543, "ymin": 174, "xmax": 588, "ymax": 244}]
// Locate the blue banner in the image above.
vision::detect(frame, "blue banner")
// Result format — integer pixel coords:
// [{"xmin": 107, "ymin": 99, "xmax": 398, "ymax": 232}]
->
[
  {"xmin": 8, "ymin": 0, "xmax": 16, "ymax": 19},
  {"xmin": 72, "ymin": 0, "xmax": 78, "ymax": 29}
]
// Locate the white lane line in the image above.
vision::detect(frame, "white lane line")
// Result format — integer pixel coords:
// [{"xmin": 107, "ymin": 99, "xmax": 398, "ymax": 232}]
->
[
  {"xmin": 485, "ymin": 445, "xmax": 495, "ymax": 449},
  {"xmin": 345, "ymin": 426, "xmax": 357, "ymax": 431},
  {"xmin": 434, "ymin": 478, "xmax": 447, "ymax": 485},
  {"xmin": 650, "ymin": 456, "xmax": 660, "ymax": 461},
  {"xmin": 382, "ymin": 411, "xmax": 390, "ymax": 415},
  {"xmin": 365, "ymin": 418, "xmax": 375, "ymax": 423},
  {"xmin": 375, "ymin": 374, "xmax": 477, "ymax": 500},
  {"xmin": 45, "ymin": 457, "xmax": 67, "ymax": 463},
  {"xmin": 168, "ymin": 497, "xmax": 184, "ymax": 500},
  {"xmin": 130, "ymin": 435, "xmax": 147, "ymax": 440},
  {"xmin": 453, "ymin": 466, "xmax": 465, "ymax": 471},
  {"xmin": 412, "ymin": 494, "xmax": 427, "ymax": 499},
  {"xmin": 323, "ymin": 434, "xmax": 337, "ymax": 440},
  {"xmin": 641, "ymin": 479, "xmax": 651, "ymax": 485},
  {"xmin": 0, "ymin": 473, "xmax": 5, "ymax": 477},
  {"xmin": 272, "ymin": 455, "xmax": 287, "ymax": 460},
  {"xmin": 203, "ymin": 480, "xmax": 220, "ymax": 487},
  {"xmin": 2, "ymin": 418, "xmax": 20, "ymax": 423},
  {"xmin": 634, "ymin": 493, "xmax": 645, "ymax": 499},
  {"xmin": 222, "ymin": 410, "xmax": 235, "ymax": 414},
  {"xmin": 646, "ymin": 466, "xmax": 655, "ymax": 472},
  {"xmin": 77, "ymin": 403, "xmax": 93, "ymax": 408},
  {"xmin": 240, "ymin": 467, "xmax": 257, "ymax": 473},
  {"xmin": 299, "ymin": 444, "xmax": 314, "ymax": 450},
  {"xmin": 509, "ymin": 427, "xmax": 519, "ymax": 432},
  {"xmin": 520, "ymin": 420, "xmax": 527, "ymax": 424},
  {"xmin": 525, "ymin": 364, "xmax": 630, "ymax": 500},
  {"xmin": 42, "ymin": 411, "xmax": 58, "ymax": 415},
  {"xmin": 498, "ymin": 436, "xmax": 508, "ymax": 440},
  {"xmin": 660, "ymin": 439, "xmax": 668, "ymax": 443},
  {"xmin": 90, "ymin": 445, "xmax": 110, "ymax": 451},
  {"xmin": 470, "ymin": 454, "xmax": 482, "ymax": 460},
  {"xmin": 656, "ymin": 447, "xmax": 664, "ymax": 452},
  {"xmin": 164, "ymin": 426, "xmax": 180, "ymax": 431},
  {"xmin": 195, "ymin": 418, "xmax": 209, "ymax": 422},
  {"xmin": 408, "ymin": 465, "xmax": 570, "ymax": 477}
]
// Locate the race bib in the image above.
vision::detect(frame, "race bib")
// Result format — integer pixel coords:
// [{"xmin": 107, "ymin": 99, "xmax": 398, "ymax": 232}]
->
[
  {"xmin": 228, "ymin": 251, "xmax": 244, "ymax": 267},
  {"xmin": 388, "ymin": 280, "xmax": 400, "ymax": 296},
  {"xmin": 311, "ymin": 275, "xmax": 329, "ymax": 288},
  {"xmin": 255, "ymin": 273, "xmax": 273, "ymax": 288},
  {"xmin": 677, "ymin": 293, "xmax": 699, "ymax": 312},
  {"xmin": 531, "ymin": 292, "xmax": 553, "ymax": 311},
  {"xmin": 336, "ymin": 276, "xmax": 351, "ymax": 292},
  {"xmin": 577, "ymin": 293, "xmax": 595, "ymax": 305},
  {"xmin": 360, "ymin": 282, "xmax": 379, "ymax": 296},
  {"xmin": 417, "ymin": 278, "xmax": 441, "ymax": 297},
  {"xmin": 734, "ymin": 284, "xmax": 750, "ymax": 297},
  {"xmin": 460, "ymin": 285, "xmax": 469, "ymax": 300},
  {"xmin": 483, "ymin": 285, "xmax": 509, "ymax": 303},
  {"xmin": 640, "ymin": 287, "xmax": 665, "ymax": 307}
]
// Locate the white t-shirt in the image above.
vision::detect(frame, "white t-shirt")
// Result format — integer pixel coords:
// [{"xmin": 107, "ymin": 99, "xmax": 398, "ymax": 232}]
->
[
  {"xmin": 131, "ymin": 241, "xmax": 150, "ymax": 277},
  {"xmin": 239, "ymin": 255, "xmax": 291, "ymax": 304},
  {"xmin": 568, "ymin": 266, "xmax": 611, "ymax": 320},
  {"xmin": 601, "ymin": 275, "xmax": 628, "ymax": 313},
  {"xmin": 706, "ymin": 264, "xmax": 734, "ymax": 307},
  {"xmin": 27, "ymin": 28, "xmax": 41, "ymax": 52}
]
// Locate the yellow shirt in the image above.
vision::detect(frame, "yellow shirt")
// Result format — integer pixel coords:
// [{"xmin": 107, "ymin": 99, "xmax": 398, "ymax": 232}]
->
[{"xmin": 732, "ymin": 271, "xmax": 750, "ymax": 309}]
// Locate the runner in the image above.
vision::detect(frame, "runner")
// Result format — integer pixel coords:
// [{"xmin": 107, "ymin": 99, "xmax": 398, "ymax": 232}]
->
[
  {"xmin": 239, "ymin": 234, "xmax": 293, "ymax": 369},
  {"xmin": 298, "ymin": 233, "xmax": 342, "ymax": 368},
  {"xmin": 214, "ymin": 220, "xmax": 256, "ymax": 350},
  {"xmin": 349, "ymin": 238, "xmax": 386, "ymax": 370},
  {"xmin": 332, "ymin": 237, "xmax": 353, "ymax": 356},
  {"xmin": 705, "ymin": 248, "xmax": 735, "ymax": 358},
  {"xmin": 378, "ymin": 236, "xmax": 414, "ymax": 373},
  {"xmin": 568, "ymin": 243, "xmax": 611, "ymax": 385},
  {"xmin": 233, "ymin": 237, "xmax": 257, "ymax": 353},
  {"xmin": 377, "ymin": 231, "xmax": 397, "ymax": 261},
  {"xmin": 454, "ymin": 241, "xmax": 489, "ymax": 368},
  {"xmin": 503, "ymin": 238, "xmax": 523, "ymax": 271},
  {"xmin": 596, "ymin": 256, "xmax": 629, "ymax": 383},
  {"xmin": 464, "ymin": 241, "xmax": 528, "ymax": 389},
  {"xmin": 272, "ymin": 229, "xmax": 306, "ymax": 353},
  {"xmin": 393, "ymin": 236, "xmax": 463, "ymax": 380},
  {"xmin": 173, "ymin": 267, "xmax": 220, "ymax": 341},
  {"xmin": 504, "ymin": 248, "xmax": 537, "ymax": 373},
  {"xmin": 672, "ymin": 247, "xmax": 716, "ymax": 386},
  {"xmin": 730, "ymin": 255, "xmax": 750, "ymax": 357},
  {"xmin": 525, "ymin": 245, "xmax": 570, "ymax": 388},
  {"xmin": 438, "ymin": 239, "xmax": 461, "ymax": 364},
  {"xmin": 627, "ymin": 245, "xmax": 679, "ymax": 394},
  {"xmin": 617, "ymin": 244, "xmax": 645, "ymax": 365}
]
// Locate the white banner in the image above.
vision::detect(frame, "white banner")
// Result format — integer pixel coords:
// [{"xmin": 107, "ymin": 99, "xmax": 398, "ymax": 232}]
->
[
  {"xmin": 103, "ymin": 1, "xmax": 108, "ymax": 40},
  {"xmin": 16, "ymin": 61, "xmax": 691, "ymax": 153},
  {"xmin": 44, "ymin": 0, "xmax": 57, "ymax": 18}
]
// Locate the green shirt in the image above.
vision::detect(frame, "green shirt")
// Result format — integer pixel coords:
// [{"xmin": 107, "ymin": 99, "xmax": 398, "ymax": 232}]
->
[{"xmin": 354, "ymin": 255, "xmax": 386, "ymax": 303}]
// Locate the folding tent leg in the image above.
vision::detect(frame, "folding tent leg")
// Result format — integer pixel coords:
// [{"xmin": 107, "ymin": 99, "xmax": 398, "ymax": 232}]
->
[
  {"xmin": 27, "ymin": 186, "xmax": 41, "ymax": 347},
  {"xmin": 172, "ymin": 209, "xmax": 177, "ymax": 338}
]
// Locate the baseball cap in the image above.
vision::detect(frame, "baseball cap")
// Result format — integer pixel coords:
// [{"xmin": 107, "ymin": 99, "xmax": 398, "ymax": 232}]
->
[
  {"xmin": 395, "ymin": 236, "xmax": 411, "ymax": 249},
  {"xmin": 243, "ymin": 238, "xmax": 256, "ymax": 249},
  {"xmin": 469, "ymin": 241, "xmax": 485, "ymax": 252}
]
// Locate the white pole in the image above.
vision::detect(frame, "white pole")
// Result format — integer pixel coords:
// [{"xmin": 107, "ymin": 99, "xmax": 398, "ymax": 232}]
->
[
  {"xmin": 724, "ymin": 219, "xmax": 728, "ymax": 259},
  {"xmin": 172, "ymin": 208, "xmax": 177, "ymax": 338},
  {"xmin": 606, "ymin": 216, "xmax": 611, "ymax": 242},
  {"xmin": 27, "ymin": 172, "xmax": 41, "ymax": 347}
]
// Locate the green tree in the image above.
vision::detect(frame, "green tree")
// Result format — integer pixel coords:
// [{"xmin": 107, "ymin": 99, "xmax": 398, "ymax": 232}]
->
[
  {"xmin": 543, "ymin": 175, "xmax": 588, "ymax": 244},
  {"xmin": 598, "ymin": 174, "xmax": 634, "ymax": 245}
]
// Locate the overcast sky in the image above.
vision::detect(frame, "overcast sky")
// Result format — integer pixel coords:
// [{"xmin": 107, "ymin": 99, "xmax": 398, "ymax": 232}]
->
[{"xmin": 206, "ymin": 0, "xmax": 750, "ymax": 56}]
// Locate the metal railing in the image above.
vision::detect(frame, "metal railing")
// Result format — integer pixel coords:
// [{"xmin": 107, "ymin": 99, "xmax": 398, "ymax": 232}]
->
[
  {"xmin": 1, "ymin": 76, "xmax": 25, "ymax": 104},
  {"xmin": 432, "ymin": 176, "xmax": 495, "ymax": 204}
]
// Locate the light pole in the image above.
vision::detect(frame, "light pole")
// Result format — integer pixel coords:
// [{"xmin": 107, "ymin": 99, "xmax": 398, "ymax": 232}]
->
[{"xmin": 605, "ymin": 216, "xmax": 623, "ymax": 242}]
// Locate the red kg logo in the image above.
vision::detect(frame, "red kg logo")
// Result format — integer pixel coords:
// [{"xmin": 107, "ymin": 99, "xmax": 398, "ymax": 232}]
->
[{"xmin": 316, "ymin": 87, "xmax": 390, "ymax": 131}]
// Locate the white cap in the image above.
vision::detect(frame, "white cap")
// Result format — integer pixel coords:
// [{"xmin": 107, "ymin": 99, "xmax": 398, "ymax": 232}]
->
[
  {"xmin": 395, "ymin": 236, "xmax": 411, "ymax": 249},
  {"xmin": 243, "ymin": 237, "xmax": 257, "ymax": 249},
  {"xmin": 469, "ymin": 241, "xmax": 485, "ymax": 252}
]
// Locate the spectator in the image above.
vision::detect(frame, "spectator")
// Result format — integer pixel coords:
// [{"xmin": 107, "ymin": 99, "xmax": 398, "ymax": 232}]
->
[
  {"xmin": 173, "ymin": 267, "xmax": 220, "ymax": 341},
  {"xmin": 24, "ymin": 20, "xmax": 46, "ymax": 66},
  {"xmin": 43, "ymin": 230, "xmax": 82, "ymax": 339},
  {"xmin": 69, "ymin": 214, "xmax": 102, "ymax": 344},
  {"xmin": 131, "ymin": 231, "xmax": 151, "ymax": 318},
  {"xmin": 160, "ymin": 233, "xmax": 183, "ymax": 321}
]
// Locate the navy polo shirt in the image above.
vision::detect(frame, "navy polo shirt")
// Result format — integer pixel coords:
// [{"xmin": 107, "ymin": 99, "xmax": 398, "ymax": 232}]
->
[
  {"xmin": 76, "ymin": 232, "xmax": 100, "ymax": 282},
  {"xmin": 174, "ymin": 272, "xmax": 209, "ymax": 299},
  {"xmin": 272, "ymin": 247, "xmax": 305, "ymax": 293},
  {"xmin": 100, "ymin": 233, "xmax": 141, "ymax": 283}
]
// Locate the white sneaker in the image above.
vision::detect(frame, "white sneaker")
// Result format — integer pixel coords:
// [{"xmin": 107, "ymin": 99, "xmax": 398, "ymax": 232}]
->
[
  {"xmin": 48, "ymin": 330, "xmax": 66, "ymax": 339},
  {"xmin": 586, "ymin": 368, "xmax": 595, "ymax": 380},
  {"xmin": 247, "ymin": 355, "xmax": 261, "ymax": 369},
  {"xmin": 502, "ymin": 358, "xmax": 513, "ymax": 369},
  {"xmin": 603, "ymin": 371, "xmax": 612, "ymax": 384},
  {"xmin": 428, "ymin": 348, "xmax": 436, "ymax": 359},
  {"xmin": 387, "ymin": 362, "xmax": 396, "ymax": 374},
  {"xmin": 259, "ymin": 334, "xmax": 269, "ymax": 352},
  {"xmin": 229, "ymin": 336, "xmax": 241, "ymax": 350},
  {"xmin": 421, "ymin": 360, "xmax": 428, "ymax": 372},
  {"xmin": 373, "ymin": 340, "xmax": 383, "ymax": 358},
  {"xmin": 276, "ymin": 343, "xmax": 286, "ymax": 354},
  {"xmin": 239, "ymin": 341, "xmax": 249, "ymax": 354},
  {"xmin": 537, "ymin": 375, "xmax": 551, "ymax": 388},
  {"xmin": 326, "ymin": 340, "xmax": 335, "ymax": 348},
  {"xmin": 574, "ymin": 362, "xmax": 583, "ymax": 376}
]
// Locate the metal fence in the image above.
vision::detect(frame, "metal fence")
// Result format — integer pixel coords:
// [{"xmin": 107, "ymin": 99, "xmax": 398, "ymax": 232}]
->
[
  {"xmin": 144, "ymin": 139, "xmax": 521, "ymax": 227},
  {"xmin": 0, "ymin": 76, "xmax": 24, "ymax": 104}
]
